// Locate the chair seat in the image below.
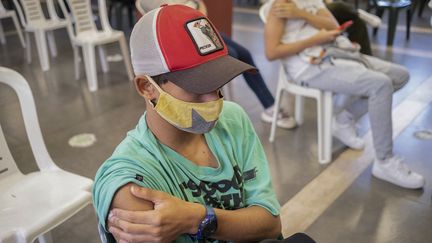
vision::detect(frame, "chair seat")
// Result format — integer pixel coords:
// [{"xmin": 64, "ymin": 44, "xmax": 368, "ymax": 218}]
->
[
  {"xmin": 75, "ymin": 30, "xmax": 124, "ymax": 45},
  {"xmin": 25, "ymin": 19, "xmax": 69, "ymax": 32},
  {"xmin": 376, "ymin": 0, "xmax": 411, "ymax": 8},
  {"xmin": 0, "ymin": 170, "xmax": 93, "ymax": 242}
]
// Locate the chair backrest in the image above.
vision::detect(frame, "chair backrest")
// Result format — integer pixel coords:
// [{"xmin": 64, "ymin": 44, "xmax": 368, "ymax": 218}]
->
[
  {"xmin": 63, "ymin": 0, "xmax": 97, "ymax": 35},
  {"xmin": 13, "ymin": 0, "xmax": 61, "ymax": 27},
  {"xmin": 0, "ymin": 67, "xmax": 59, "ymax": 172},
  {"xmin": 98, "ymin": 0, "xmax": 114, "ymax": 33},
  {"xmin": 259, "ymin": 1, "xmax": 270, "ymax": 24},
  {"xmin": 15, "ymin": 0, "xmax": 45, "ymax": 24}
]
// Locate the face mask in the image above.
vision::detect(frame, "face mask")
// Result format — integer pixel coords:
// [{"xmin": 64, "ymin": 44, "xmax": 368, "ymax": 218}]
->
[{"xmin": 146, "ymin": 76, "xmax": 224, "ymax": 134}]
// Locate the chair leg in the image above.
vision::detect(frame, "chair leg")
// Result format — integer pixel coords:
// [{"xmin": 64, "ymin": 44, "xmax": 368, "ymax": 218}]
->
[
  {"xmin": 98, "ymin": 46, "xmax": 109, "ymax": 73},
  {"xmin": 25, "ymin": 32, "xmax": 31, "ymax": 63},
  {"xmin": 128, "ymin": 4, "xmax": 134, "ymax": 27},
  {"xmin": 406, "ymin": 8, "xmax": 411, "ymax": 40},
  {"xmin": 0, "ymin": 22, "xmax": 5, "ymax": 45},
  {"xmin": 34, "ymin": 30, "xmax": 50, "ymax": 71},
  {"xmin": 73, "ymin": 45, "xmax": 81, "ymax": 80},
  {"xmin": 373, "ymin": 8, "xmax": 385, "ymax": 36},
  {"xmin": 116, "ymin": 3, "xmax": 123, "ymax": 30},
  {"xmin": 11, "ymin": 14, "xmax": 25, "ymax": 48},
  {"xmin": 418, "ymin": 0, "xmax": 427, "ymax": 17},
  {"xmin": 386, "ymin": 7, "xmax": 399, "ymax": 46},
  {"xmin": 316, "ymin": 93, "xmax": 324, "ymax": 164},
  {"xmin": 294, "ymin": 95, "xmax": 304, "ymax": 125},
  {"xmin": 320, "ymin": 91, "xmax": 333, "ymax": 164},
  {"xmin": 82, "ymin": 45, "xmax": 98, "ymax": 92},
  {"xmin": 37, "ymin": 231, "xmax": 53, "ymax": 243},
  {"xmin": 269, "ymin": 79, "xmax": 284, "ymax": 142},
  {"xmin": 47, "ymin": 31, "xmax": 57, "ymax": 57},
  {"xmin": 119, "ymin": 35, "xmax": 134, "ymax": 80}
]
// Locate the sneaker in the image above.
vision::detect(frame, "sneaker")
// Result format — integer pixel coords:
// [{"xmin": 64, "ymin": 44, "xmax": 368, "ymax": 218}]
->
[
  {"xmin": 358, "ymin": 9, "xmax": 382, "ymax": 28},
  {"xmin": 332, "ymin": 116, "xmax": 365, "ymax": 150},
  {"xmin": 261, "ymin": 106, "xmax": 297, "ymax": 129},
  {"xmin": 372, "ymin": 156, "xmax": 425, "ymax": 189}
]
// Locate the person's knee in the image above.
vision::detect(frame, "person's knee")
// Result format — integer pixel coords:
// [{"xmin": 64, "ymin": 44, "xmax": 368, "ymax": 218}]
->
[
  {"xmin": 374, "ymin": 75, "xmax": 394, "ymax": 97},
  {"xmin": 390, "ymin": 64, "xmax": 410, "ymax": 91}
]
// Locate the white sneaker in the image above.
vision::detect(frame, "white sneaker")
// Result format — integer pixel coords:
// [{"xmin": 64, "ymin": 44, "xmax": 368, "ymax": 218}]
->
[
  {"xmin": 332, "ymin": 117, "xmax": 365, "ymax": 150},
  {"xmin": 261, "ymin": 106, "xmax": 297, "ymax": 129},
  {"xmin": 358, "ymin": 9, "xmax": 382, "ymax": 28},
  {"xmin": 372, "ymin": 156, "xmax": 425, "ymax": 189}
]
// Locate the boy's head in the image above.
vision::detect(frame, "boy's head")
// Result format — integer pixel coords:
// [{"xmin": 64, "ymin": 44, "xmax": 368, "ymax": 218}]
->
[{"xmin": 129, "ymin": 4, "xmax": 257, "ymax": 134}]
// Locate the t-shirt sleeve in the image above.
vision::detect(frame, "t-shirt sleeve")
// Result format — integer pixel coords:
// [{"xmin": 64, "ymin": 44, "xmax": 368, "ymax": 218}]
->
[
  {"xmin": 92, "ymin": 155, "xmax": 163, "ymax": 232},
  {"xmin": 232, "ymin": 104, "xmax": 281, "ymax": 216}
]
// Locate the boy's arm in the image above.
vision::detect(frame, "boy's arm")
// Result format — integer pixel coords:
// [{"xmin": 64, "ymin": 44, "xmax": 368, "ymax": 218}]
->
[{"xmin": 108, "ymin": 185, "xmax": 281, "ymax": 242}]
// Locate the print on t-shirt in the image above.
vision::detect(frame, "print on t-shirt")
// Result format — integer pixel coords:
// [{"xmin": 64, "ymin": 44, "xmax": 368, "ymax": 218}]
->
[{"xmin": 179, "ymin": 165, "xmax": 257, "ymax": 209}]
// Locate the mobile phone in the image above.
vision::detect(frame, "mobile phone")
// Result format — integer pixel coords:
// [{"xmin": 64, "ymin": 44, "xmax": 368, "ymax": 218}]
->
[{"xmin": 337, "ymin": 20, "xmax": 353, "ymax": 32}]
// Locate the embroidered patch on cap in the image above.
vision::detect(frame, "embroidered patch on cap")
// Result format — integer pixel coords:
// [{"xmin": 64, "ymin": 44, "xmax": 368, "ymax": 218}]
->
[{"xmin": 185, "ymin": 18, "xmax": 223, "ymax": 55}]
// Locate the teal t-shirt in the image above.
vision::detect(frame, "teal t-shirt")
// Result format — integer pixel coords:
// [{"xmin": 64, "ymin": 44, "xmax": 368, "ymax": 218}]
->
[{"xmin": 93, "ymin": 101, "xmax": 280, "ymax": 243}]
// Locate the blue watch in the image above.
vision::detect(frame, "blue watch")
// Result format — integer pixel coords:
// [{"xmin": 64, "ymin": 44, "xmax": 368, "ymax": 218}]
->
[{"xmin": 191, "ymin": 206, "xmax": 218, "ymax": 240}]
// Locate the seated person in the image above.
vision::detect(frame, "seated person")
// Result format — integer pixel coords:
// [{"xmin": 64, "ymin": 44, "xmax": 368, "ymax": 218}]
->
[
  {"xmin": 93, "ymin": 4, "xmax": 284, "ymax": 243},
  {"xmin": 138, "ymin": 0, "xmax": 297, "ymax": 129},
  {"xmin": 264, "ymin": 0, "xmax": 424, "ymax": 189}
]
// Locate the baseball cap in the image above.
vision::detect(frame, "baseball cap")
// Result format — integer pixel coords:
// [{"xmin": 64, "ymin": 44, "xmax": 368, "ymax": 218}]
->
[{"xmin": 130, "ymin": 4, "xmax": 257, "ymax": 94}]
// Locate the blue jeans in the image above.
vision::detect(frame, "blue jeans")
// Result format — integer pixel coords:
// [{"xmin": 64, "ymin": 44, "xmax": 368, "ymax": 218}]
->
[{"xmin": 221, "ymin": 33, "xmax": 275, "ymax": 109}]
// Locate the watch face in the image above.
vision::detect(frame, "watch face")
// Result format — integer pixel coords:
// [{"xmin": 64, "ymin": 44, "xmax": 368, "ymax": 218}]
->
[{"xmin": 202, "ymin": 216, "xmax": 218, "ymax": 236}]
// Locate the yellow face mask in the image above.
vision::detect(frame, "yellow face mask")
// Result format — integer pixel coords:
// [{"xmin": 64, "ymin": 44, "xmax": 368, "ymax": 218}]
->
[{"xmin": 147, "ymin": 76, "xmax": 224, "ymax": 134}]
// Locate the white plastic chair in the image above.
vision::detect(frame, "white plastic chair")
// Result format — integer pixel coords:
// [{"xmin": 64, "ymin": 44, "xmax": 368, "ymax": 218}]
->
[
  {"xmin": 259, "ymin": 3, "xmax": 333, "ymax": 164},
  {"xmin": 13, "ymin": 0, "xmax": 70, "ymax": 71},
  {"xmin": 58, "ymin": 0, "xmax": 133, "ymax": 92},
  {"xmin": 0, "ymin": 67, "xmax": 93, "ymax": 243},
  {"xmin": 0, "ymin": 1, "xmax": 25, "ymax": 47}
]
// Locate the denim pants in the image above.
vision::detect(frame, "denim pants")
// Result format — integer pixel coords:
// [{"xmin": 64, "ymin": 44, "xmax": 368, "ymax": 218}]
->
[
  {"xmin": 296, "ymin": 55, "xmax": 409, "ymax": 160},
  {"xmin": 221, "ymin": 33, "xmax": 275, "ymax": 109}
]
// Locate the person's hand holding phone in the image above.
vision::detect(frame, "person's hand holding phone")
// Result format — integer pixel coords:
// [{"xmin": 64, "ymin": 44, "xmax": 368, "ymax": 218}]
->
[{"xmin": 337, "ymin": 20, "xmax": 353, "ymax": 32}]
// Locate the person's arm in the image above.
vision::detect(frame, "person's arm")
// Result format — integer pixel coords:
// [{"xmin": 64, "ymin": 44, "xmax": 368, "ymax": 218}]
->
[
  {"xmin": 108, "ymin": 185, "xmax": 280, "ymax": 242},
  {"xmin": 265, "ymin": 0, "xmax": 340, "ymax": 60},
  {"xmin": 272, "ymin": 0, "xmax": 338, "ymax": 30},
  {"xmin": 302, "ymin": 7, "xmax": 339, "ymax": 30}
]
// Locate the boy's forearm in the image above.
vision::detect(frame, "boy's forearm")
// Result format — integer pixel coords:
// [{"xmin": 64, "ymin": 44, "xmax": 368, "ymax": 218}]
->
[{"xmin": 209, "ymin": 206, "xmax": 281, "ymax": 242}]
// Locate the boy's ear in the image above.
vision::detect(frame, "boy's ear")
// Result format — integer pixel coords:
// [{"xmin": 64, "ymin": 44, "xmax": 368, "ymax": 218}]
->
[{"xmin": 134, "ymin": 75, "xmax": 158, "ymax": 100}]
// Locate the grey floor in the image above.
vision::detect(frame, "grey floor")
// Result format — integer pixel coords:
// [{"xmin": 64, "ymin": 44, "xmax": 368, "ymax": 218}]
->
[{"xmin": 1, "ymin": 3, "xmax": 432, "ymax": 243}]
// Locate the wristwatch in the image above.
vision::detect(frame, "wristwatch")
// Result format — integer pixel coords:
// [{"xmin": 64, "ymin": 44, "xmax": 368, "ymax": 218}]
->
[{"xmin": 191, "ymin": 205, "xmax": 218, "ymax": 240}]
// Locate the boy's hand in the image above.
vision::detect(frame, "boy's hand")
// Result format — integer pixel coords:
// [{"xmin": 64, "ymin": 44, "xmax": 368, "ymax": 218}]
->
[{"xmin": 107, "ymin": 186, "xmax": 205, "ymax": 243}]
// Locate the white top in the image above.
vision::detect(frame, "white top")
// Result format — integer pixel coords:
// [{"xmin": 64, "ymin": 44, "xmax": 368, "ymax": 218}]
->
[{"xmin": 265, "ymin": 0, "xmax": 326, "ymax": 79}]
